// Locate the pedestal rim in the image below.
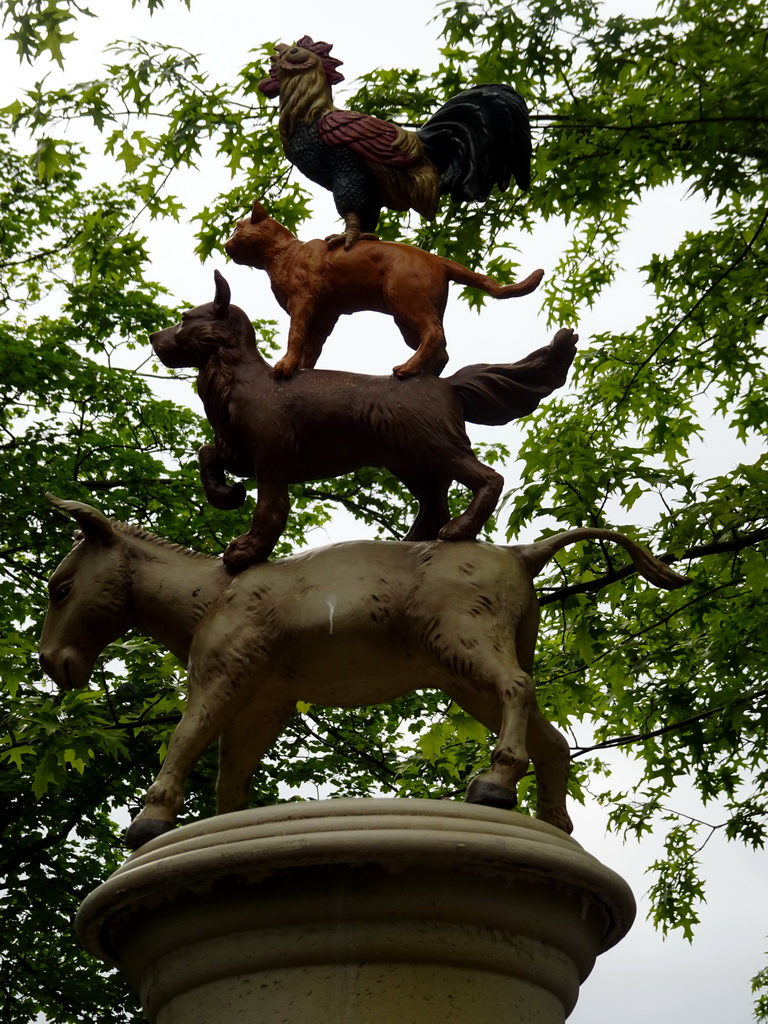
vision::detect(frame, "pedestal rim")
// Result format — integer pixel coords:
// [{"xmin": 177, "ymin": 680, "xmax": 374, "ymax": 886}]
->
[{"xmin": 77, "ymin": 797, "xmax": 635, "ymax": 968}]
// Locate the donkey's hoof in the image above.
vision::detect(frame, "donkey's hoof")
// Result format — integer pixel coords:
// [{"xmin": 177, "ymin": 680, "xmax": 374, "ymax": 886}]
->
[
  {"xmin": 537, "ymin": 807, "xmax": 575, "ymax": 835},
  {"xmin": 465, "ymin": 778, "xmax": 518, "ymax": 811},
  {"xmin": 125, "ymin": 817, "xmax": 175, "ymax": 851}
]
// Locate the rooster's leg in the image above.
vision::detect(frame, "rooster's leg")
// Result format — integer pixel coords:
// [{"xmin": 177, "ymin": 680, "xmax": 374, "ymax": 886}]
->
[{"xmin": 325, "ymin": 212, "xmax": 379, "ymax": 251}]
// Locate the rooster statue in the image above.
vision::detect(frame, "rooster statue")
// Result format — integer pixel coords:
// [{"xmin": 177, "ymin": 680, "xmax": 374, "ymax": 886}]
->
[{"xmin": 258, "ymin": 37, "xmax": 533, "ymax": 249}]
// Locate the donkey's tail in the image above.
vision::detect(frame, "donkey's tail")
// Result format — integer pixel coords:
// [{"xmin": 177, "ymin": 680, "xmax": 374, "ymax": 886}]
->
[
  {"xmin": 447, "ymin": 328, "xmax": 577, "ymax": 425},
  {"xmin": 515, "ymin": 527, "xmax": 689, "ymax": 590},
  {"xmin": 445, "ymin": 260, "xmax": 544, "ymax": 298}
]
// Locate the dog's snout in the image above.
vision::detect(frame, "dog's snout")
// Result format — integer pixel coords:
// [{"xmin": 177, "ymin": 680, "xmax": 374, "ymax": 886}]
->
[{"xmin": 149, "ymin": 326, "xmax": 194, "ymax": 368}]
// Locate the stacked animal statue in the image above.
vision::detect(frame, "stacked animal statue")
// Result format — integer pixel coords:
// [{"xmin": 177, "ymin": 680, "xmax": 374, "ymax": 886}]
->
[
  {"xmin": 38, "ymin": 494, "xmax": 689, "ymax": 850},
  {"xmin": 258, "ymin": 37, "xmax": 532, "ymax": 248},
  {"xmin": 225, "ymin": 200, "xmax": 544, "ymax": 378},
  {"xmin": 149, "ymin": 272, "xmax": 577, "ymax": 571}
]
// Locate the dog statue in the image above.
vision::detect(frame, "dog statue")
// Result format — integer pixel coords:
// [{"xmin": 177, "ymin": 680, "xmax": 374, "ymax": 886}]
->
[
  {"xmin": 150, "ymin": 272, "xmax": 577, "ymax": 571},
  {"xmin": 224, "ymin": 200, "xmax": 544, "ymax": 379}
]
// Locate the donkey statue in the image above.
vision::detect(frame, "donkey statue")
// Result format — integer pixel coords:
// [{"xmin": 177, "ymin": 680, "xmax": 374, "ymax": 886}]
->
[{"xmin": 39, "ymin": 494, "xmax": 688, "ymax": 850}]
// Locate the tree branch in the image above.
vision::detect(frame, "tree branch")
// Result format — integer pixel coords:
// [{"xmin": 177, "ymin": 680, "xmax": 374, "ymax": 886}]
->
[
  {"xmin": 304, "ymin": 710, "xmax": 398, "ymax": 781},
  {"xmin": 539, "ymin": 525, "xmax": 768, "ymax": 605},
  {"xmin": 298, "ymin": 485, "xmax": 404, "ymax": 539},
  {"xmin": 80, "ymin": 477, "xmax": 177, "ymax": 490},
  {"xmin": 540, "ymin": 579, "xmax": 736, "ymax": 688},
  {"xmin": 571, "ymin": 684, "xmax": 768, "ymax": 758},
  {"xmin": 532, "ymin": 114, "xmax": 768, "ymax": 130},
  {"xmin": 612, "ymin": 206, "xmax": 768, "ymax": 410},
  {"xmin": 0, "ymin": 810, "xmax": 83, "ymax": 879}
]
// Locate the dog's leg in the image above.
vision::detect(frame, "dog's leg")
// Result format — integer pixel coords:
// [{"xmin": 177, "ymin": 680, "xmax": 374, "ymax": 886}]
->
[
  {"xmin": 397, "ymin": 473, "xmax": 451, "ymax": 541},
  {"xmin": 199, "ymin": 444, "xmax": 246, "ymax": 510},
  {"xmin": 439, "ymin": 455, "xmax": 504, "ymax": 542},
  {"xmin": 223, "ymin": 481, "xmax": 290, "ymax": 572}
]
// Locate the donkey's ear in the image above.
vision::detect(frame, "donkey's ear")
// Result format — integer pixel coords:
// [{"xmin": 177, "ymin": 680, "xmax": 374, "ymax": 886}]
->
[
  {"xmin": 46, "ymin": 493, "xmax": 116, "ymax": 546},
  {"xmin": 212, "ymin": 270, "xmax": 231, "ymax": 320},
  {"xmin": 250, "ymin": 200, "xmax": 268, "ymax": 224}
]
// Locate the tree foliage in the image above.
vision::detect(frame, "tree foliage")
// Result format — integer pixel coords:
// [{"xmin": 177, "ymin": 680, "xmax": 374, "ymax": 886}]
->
[{"xmin": 0, "ymin": 0, "xmax": 766, "ymax": 1020}]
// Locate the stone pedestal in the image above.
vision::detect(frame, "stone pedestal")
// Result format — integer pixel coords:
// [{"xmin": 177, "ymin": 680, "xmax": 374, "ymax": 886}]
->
[{"xmin": 76, "ymin": 799, "xmax": 635, "ymax": 1023}]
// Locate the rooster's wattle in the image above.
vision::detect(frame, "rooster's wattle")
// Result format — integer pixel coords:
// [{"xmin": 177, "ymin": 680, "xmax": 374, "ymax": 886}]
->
[{"xmin": 258, "ymin": 37, "xmax": 532, "ymax": 248}]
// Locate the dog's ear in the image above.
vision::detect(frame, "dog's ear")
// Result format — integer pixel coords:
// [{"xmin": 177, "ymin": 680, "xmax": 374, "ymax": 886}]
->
[
  {"xmin": 212, "ymin": 270, "xmax": 231, "ymax": 319},
  {"xmin": 250, "ymin": 200, "xmax": 268, "ymax": 224}
]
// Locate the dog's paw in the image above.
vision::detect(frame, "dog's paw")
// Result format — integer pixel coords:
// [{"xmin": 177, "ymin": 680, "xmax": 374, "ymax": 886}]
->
[
  {"xmin": 438, "ymin": 518, "xmax": 477, "ymax": 543},
  {"xmin": 223, "ymin": 534, "xmax": 269, "ymax": 573},
  {"xmin": 205, "ymin": 480, "xmax": 247, "ymax": 511}
]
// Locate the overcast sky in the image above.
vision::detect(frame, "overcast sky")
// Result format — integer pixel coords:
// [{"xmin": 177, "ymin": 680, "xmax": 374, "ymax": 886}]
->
[{"xmin": 2, "ymin": 1, "xmax": 766, "ymax": 1020}]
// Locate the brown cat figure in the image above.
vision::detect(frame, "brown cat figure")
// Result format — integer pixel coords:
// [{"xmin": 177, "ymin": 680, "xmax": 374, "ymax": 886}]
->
[{"xmin": 225, "ymin": 200, "xmax": 543, "ymax": 378}]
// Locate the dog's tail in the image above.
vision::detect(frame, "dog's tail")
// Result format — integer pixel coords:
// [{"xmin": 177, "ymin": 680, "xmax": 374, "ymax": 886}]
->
[
  {"xmin": 447, "ymin": 328, "xmax": 577, "ymax": 425},
  {"xmin": 444, "ymin": 259, "xmax": 544, "ymax": 298}
]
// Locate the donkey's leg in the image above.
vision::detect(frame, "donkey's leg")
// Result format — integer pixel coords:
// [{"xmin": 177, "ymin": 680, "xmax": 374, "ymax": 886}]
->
[
  {"xmin": 125, "ymin": 681, "xmax": 248, "ymax": 850},
  {"xmin": 223, "ymin": 482, "xmax": 290, "ymax": 572},
  {"xmin": 438, "ymin": 454, "xmax": 503, "ymax": 543},
  {"xmin": 527, "ymin": 704, "xmax": 574, "ymax": 834},
  {"xmin": 216, "ymin": 699, "xmax": 295, "ymax": 814},
  {"xmin": 465, "ymin": 663, "xmax": 534, "ymax": 810}
]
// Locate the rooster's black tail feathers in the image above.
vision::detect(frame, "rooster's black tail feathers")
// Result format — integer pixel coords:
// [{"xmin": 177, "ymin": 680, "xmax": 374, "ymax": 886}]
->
[{"xmin": 418, "ymin": 84, "xmax": 532, "ymax": 203}]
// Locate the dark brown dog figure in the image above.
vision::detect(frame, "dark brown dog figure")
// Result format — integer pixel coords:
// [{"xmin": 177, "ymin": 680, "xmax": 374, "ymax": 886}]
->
[
  {"xmin": 150, "ymin": 272, "xmax": 576, "ymax": 572},
  {"xmin": 225, "ymin": 200, "xmax": 544, "ymax": 379}
]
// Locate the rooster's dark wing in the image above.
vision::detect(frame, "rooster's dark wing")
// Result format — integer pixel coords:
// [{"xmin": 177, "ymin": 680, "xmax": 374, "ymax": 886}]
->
[{"xmin": 317, "ymin": 110, "xmax": 416, "ymax": 168}]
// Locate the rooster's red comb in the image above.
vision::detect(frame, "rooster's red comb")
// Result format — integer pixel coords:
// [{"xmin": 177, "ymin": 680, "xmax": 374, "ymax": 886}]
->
[
  {"xmin": 295, "ymin": 36, "xmax": 345, "ymax": 85},
  {"xmin": 258, "ymin": 35, "xmax": 345, "ymax": 97}
]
